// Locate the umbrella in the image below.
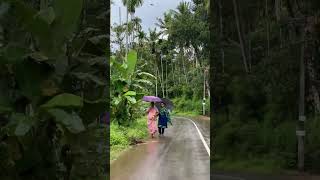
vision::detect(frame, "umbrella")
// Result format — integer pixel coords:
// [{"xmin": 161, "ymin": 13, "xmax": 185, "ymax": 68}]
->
[
  {"xmin": 142, "ymin": 96, "xmax": 162, "ymax": 102},
  {"xmin": 155, "ymin": 98, "xmax": 174, "ymax": 111}
]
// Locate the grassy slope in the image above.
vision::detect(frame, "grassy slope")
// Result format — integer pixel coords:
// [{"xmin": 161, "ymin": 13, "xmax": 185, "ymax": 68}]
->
[
  {"xmin": 110, "ymin": 117, "xmax": 148, "ymax": 162},
  {"xmin": 172, "ymin": 111, "xmax": 199, "ymax": 117},
  {"xmin": 212, "ymin": 157, "xmax": 284, "ymax": 174}
]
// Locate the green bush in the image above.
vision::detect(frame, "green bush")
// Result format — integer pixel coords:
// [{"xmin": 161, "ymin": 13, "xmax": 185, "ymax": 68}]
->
[
  {"xmin": 305, "ymin": 116, "xmax": 320, "ymax": 171},
  {"xmin": 110, "ymin": 117, "xmax": 149, "ymax": 161},
  {"xmin": 110, "ymin": 125, "xmax": 129, "ymax": 146},
  {"xmin": 172, "ymin": 97, "xmax": 203, "ymax": 114}
]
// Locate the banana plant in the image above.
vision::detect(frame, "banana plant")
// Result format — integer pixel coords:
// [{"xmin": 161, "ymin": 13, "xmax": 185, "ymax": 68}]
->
[{"xmin": 111, "ymin": 50, "xmax": 155, "ymax": 125}]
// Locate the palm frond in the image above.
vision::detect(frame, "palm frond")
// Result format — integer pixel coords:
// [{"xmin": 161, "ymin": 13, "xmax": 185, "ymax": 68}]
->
[
  {"xmin": 135, "ymin": 79, "xmax": 154, "ymax": 86},
  {"xmin": 137, "ymin": 72, "xmax": 156, "ymax": 79},
  {"xmin": 132, "ymin": 84, "xmax": 145, "ymax": 90}
]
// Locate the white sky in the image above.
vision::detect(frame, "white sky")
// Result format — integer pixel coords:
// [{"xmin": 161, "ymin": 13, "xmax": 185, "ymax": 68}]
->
[{"xmin": 111, "ymin": 0, "xmax": 192, "ymax": 32}]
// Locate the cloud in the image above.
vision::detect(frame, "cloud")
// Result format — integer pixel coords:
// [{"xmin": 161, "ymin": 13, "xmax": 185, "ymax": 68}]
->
[{"xmin": 111, "ymin": 0, "xmax": 191, "ymax": 32}]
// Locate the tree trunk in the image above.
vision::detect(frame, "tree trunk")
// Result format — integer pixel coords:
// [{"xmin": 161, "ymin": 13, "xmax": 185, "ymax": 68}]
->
[
  {"xmin": 266, "ymin": 0, "xmax": 270, "ymax": 57},
  {"xmin": 131, "ymin": 13, "xmax": 133, "ymax": 47},
  {"xmin": 193, "ymin": 46, "xmax": 200, "ymax": 77},
  {"xmin": 160, "ymin": 53, "xmax": 165, "ymax": 97},
  {"xmin": 178, "ymin": 63, "xmax": 181, "ymax": 84},
  {"xmin": 221, "ymin": 49, "xmax": 225, "ymax": 73},
  {"xmin": 0, "ymin": 25, "xmax": 3, "ymax": 48},
  {"xmin": 297, "ymin": 30, "xmax": 305, "ymax": 172},
  {"xmin": 280, "ymin": 27, "xmax": 282, "ymax": 48},
  {"xmin": 219, "ymin": 0, "xmax": 223, "ymax": 37},
  {"xmin": 305, "ymin": 19, "xmax": 320, "ymax": 113},
  {"xmin": 172, "ymin": 60, "xmax": 175, "ymax": 87},
  {"xmin": 206, "ymin": 76, "xmax": 210, "ymax": 98},
  {"xmin": 203, "ymin": 68, "xmax": 206, "ymax": 115},
  {"xmin": 219, "ymin": 0, "xmax": 225, "ymax": 74},
  {"xmin": 275, "ymin": 0, "xmax": 281, "ymax": 21},
  {"xmin": 248, "ymin": 37, "xmax": 252, "ymax": 71},
  {"xmin": 154, "ymin": 56, "xmax": 158, "ymax": 96},
  {"xmin": 166, "ymin": 58, "xmax": 168, "ymax": 98},
  {"xmin": 232, "ymin": 0, "xmax": 249, "ymax": 73},
  {"xmin": 40, "ymin": 0, "xmax": 48, "ymax": 9},
  {"xmin": 156, "ymin": 69, "xmax": 158, "ymax": 97},
  {"xmin": 181, "ymin": 47, "xmax": 188, "ymax": 84},
  {"xmin": 125, "ymin": 9, "xmax": 129, "ymax": 58},
  {"xmin": 119, "ymin": 7, "xmax": 122, "ymax": 25}
]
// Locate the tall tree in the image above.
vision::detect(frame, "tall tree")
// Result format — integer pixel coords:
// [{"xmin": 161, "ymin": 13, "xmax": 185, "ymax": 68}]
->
[{"xmin": 121, "ymin": 0, "xmax": 143, "ymax": 55}]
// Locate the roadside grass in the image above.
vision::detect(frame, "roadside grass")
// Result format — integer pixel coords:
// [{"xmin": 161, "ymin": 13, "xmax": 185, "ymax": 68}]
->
[
  {"xmin": 110, "ymin": 117, "xmax": 148, "ymax": 162},
  {"xmin": 171, "ymin": 110, "xmax": 199, "ymax": 117},
  {"xmin": 212, "ymin": 156, "xmax": 285, "ymax": 175}
]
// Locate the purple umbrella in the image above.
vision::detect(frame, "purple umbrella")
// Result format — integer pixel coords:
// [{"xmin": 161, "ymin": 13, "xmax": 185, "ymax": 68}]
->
[{"xmin": 142, "ymin": 96, "xmax": 162, "ymax": 102}]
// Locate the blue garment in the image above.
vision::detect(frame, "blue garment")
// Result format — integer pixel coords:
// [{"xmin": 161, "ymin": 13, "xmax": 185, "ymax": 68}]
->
[{"xmin": 158, "ymin": 107, "xmax": 170, "ymax": 128}]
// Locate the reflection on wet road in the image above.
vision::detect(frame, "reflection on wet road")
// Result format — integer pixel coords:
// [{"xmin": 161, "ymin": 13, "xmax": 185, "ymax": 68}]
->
[
  {"xmin": 111, "ymin": 117, "xmax": 210, "ymax": 180},
  {"xmin": 211, "ymin": 172, "xmax": 319, "ymax": 180}
]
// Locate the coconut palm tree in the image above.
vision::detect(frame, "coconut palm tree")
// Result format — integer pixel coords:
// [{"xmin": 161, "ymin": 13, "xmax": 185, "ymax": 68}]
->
[
  {"xmin": 112, "ymin": 24, "xmax": 126, "ymax": 54},
  {"xmin": 132, "ymin": 17, "xmax": 142, "ymax": 32},
  {"xmin": 137, "ymin": 31, "xmax": 146, "ymax": 47},
  {"xmin": 170, "ymin": 2, "xmax": 193, "ymax": 84},
  {"xmin": 121, "ymin": 0, "xmax": 144, "ymax": 56},
  {"xmin": 147, "ymin": 28, "xmax": 161, "ymax": 96},
  {"xmin": 155, "ymin": 11, "xmax": 173, "ymax": 36},
  {"xmin": 131, "ymin": 17, "xmax": 142, "ymax": 46},
  {"xmin": 126, "ymin": 21, "xmax": 135, "ymax": 47}
]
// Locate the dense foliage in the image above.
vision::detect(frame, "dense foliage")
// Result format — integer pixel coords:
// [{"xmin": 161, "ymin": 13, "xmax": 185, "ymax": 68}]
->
[
  {"xmin": 0, "ymin": 0, "xmax": 108, "ymax": 179},
  {"xmin": 110, "ymin": 117, "xmax": 148, "ymax": 161},
  {"xmin": 211, "ymin": 0, "xmax": 320, "ymax": 172}
]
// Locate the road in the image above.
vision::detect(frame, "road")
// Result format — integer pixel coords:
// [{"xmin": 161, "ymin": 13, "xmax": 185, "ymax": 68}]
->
[
  {"xmin": 211, "ymin": 171, "xmax": 319, "ymax": 180},
  {"xmin": 110, "ymin": 117, "xmax": 210, "ymax": 180},
  {"xmin": 111, "ymin": 116, "xmax": 318, "ymax": 180}
]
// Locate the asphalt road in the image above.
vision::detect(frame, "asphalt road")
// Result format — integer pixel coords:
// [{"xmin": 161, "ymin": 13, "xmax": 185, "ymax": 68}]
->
[
  {"xmin": 110, "ymin": 117, "xmax": 210, "ymax": 180},
  {"xmin": 111, "ymin": 116, "xmax": 318, "ymax": 180},
  {"xmin": 211, "ymin": 171, "xmax": 319, "ymax": 180}
]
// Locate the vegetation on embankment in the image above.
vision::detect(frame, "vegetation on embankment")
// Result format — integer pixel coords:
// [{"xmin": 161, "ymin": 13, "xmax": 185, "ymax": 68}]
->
[
  {"xmin": 172, "ymin": 97, "xmax": 210, "ymax": 117},
  {"xmin": 213, "ymin": 156, "xmax": 284, "ymax": 175},
  {"xmin": 110, "ymin": 117, "xmax": 148, "ymax": 162}
]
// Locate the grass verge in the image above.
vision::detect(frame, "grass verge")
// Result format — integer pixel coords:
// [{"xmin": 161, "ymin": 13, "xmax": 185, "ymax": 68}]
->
[
  {"xmin": 171, "ymin": 110, "xmax": 199, "ymax": 117},
  {"xmin": 110, "ymin": 117, "xmax": 148, "ymax": 162},
  {"xmin": 213, "ymin": 155, "xmax": 287, "ymax": 175}
]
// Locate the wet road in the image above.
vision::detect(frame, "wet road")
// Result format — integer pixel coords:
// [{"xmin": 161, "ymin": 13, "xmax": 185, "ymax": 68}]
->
[
  {"xmin": 110, "ymin": 117, "xmax": 210, "ymax": 180},
  {"xmin": 211, "ymin": 171, "xmax": 319, "ymax": 180}
]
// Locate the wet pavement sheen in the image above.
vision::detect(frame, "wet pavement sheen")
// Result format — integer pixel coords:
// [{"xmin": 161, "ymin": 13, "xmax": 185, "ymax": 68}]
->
[
  {"xmin": 211, "ymin": 172, "xmax": 320, "ymax": 180},
  {"xmin": 110, "ymin": 117, "xmax": 210, "ymax": 180}
]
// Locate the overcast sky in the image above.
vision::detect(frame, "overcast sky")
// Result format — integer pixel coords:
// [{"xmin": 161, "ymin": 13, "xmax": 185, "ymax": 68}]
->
[{"xmin": 111, "ymin": 0, "xmax": 191, "ymax": 32}]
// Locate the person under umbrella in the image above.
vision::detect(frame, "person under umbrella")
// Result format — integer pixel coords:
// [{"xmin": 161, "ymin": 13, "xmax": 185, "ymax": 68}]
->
[
  {"xmin": 146, "ymin": 102, "xmax": 159, "ymax": 138},
  {"xmin": 142, "ymin": 96, "xmax": 163, "ymax": 138},
  {"xmin": 158, "ymin": 102, "xmax": 171, "ymax": 136},
  {"xmin": 155, "ymin": 98, "xmax": 174, "ymax": 125}
]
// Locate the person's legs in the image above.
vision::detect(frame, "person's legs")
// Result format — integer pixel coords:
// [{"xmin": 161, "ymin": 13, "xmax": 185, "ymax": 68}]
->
[
  {"xmin": 158, "ymin": 127, "xmax": 161, "ymax": 135},
  {"xmin": 161, "ymin": 128, "xmax": 165, "ymax": 134}
]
